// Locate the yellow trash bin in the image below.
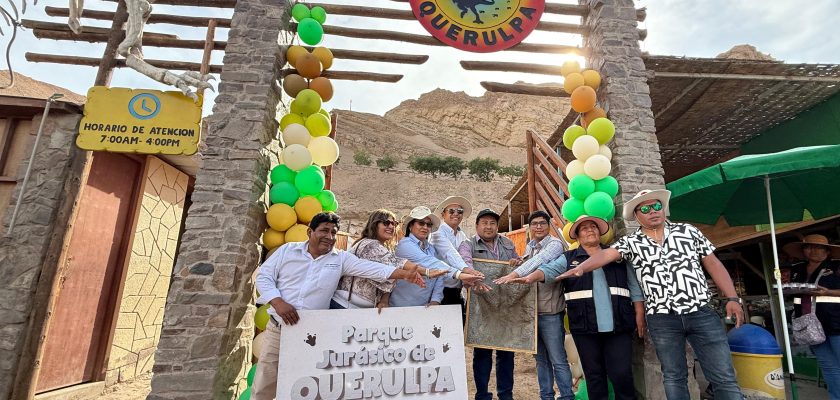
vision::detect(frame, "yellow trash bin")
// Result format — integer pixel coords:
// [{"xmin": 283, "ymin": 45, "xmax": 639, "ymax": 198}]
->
[{"xmin": 728, "ymin": 325, "xmax": 785, "ymax": 399}]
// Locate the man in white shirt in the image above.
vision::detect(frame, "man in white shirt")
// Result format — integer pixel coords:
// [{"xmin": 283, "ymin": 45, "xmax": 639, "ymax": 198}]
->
[{"xmin": 252, "ymin": 212, "xmax": 425, "ymax": 400}]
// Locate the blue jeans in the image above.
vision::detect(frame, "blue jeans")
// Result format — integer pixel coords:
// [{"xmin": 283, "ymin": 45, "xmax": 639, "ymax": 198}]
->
[
  {"xmin": 646, "ymin": 305, "xmax": 742, "ymax": 400},
  {"xmin": 535, "ymin": 313, "xmax": 575, "ymax": 400},
  {"xmin": 811, "ymin": 335, "xmax": 840, "ymax": 399},
  {"xmin": 473, "ymin": 348, "xmax": 514, "ymax": 400}
]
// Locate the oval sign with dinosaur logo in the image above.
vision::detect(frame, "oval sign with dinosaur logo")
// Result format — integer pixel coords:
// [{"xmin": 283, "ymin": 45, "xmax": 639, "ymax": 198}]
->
[{"xmin": 410, "ymin": 0, "xmax": 545, "ymax": 52}]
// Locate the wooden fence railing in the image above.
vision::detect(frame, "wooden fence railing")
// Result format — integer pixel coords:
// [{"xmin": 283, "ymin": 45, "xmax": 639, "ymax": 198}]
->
[{"xmin": 525, "ymin": 129, "xmax": 570, "ymax": 237}]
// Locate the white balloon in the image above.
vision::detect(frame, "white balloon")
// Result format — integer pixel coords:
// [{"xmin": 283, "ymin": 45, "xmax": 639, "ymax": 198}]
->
[
  {"xmin": 584, "ymin": 154, "xmax": 612, "ymax": 180},
  {"xmin": 572, "ymin": 135, "xmax": 599, "ymax": 161},
  {"xmin": 282, "ymin": 144, "xmax": 312, "ymax": 171},
  {"xmin": 252, "ymin": 331, "xmax": 265, "ymax": 360},
  {"xmin": 598, "ymin": 144, "xmax": 612, "ymax": 161},
  {"xmin": 282, "ymin": 123, "xmax": 311, "ymax": 147},
  {"xmin": 566, "ymin": 159, "xmax": 585, "ymax": 180},
  {"xmin": 308, "ymin": 136, "xmax": 340, "ymax": 166}
]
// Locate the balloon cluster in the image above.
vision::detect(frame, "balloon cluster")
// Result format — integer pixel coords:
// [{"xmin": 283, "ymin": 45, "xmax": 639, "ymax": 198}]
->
[
  {"xmin": 292, "ymin": 3, "xmax": 326, "ymax": 45},
  {"xmin": 559, "ymin": 60, "xmax": 618, "ymax": 248},
  {"xmin": 262, "ymin": 6, "xmax": 341, "ymax": 252}
]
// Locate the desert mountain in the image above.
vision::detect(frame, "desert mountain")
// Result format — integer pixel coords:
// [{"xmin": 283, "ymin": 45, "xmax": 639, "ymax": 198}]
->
[{"xmin": 329, "ymin": 88, "xmax": 570, "ymax": 234}]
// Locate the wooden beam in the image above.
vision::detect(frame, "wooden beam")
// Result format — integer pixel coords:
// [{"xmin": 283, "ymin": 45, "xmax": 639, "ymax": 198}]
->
[
  {"xmin": 654, "ymin": 71, "xmax": 840, "ymax": 83},
  {"xmin": 533, "ymin": 150, "xmax": 569, "ymax": 197},
  {"xmin": 653, "ymin": 78, "xmax": 704, "ymax": 119},
  {"xmin": 32, "ymin": 29, "xmax": 226, "ymax": 51},
  {"xmin": 526, "ymin": 131, "xmax": 537, "ymax": 213},
  {"xmin": 199, "ymin": 19, "xmax": 217, "ymax": 97},
  {"xmin": 95, "ymin": 0, "xmax": 127, "ymax": 86},
  {"xmin": 301, "ymin": 47, "xmax": 429, "ymax": 65},
  {"xmin": 45, "ymin": 6, "xmax": 233, "ymax": 28},
  {"xmin": 103, "ymin": 0, "xmax": 235, "ymax": 8},
  {"xmin": 660, "ymin": 144, "xmax": 740, "ymax": 150},
  {"xmin": 480, "ymin": 81, "xmax": 568, "ymax": 97},
  {"xmin": 282, "ymin": 69, "xmax": 403, "ymax": 83},
  {"xmin": 309, "ymin": 2, "xmax": 415, "ymax": 20},
  {"xmin": 463, "ymin": 60, "xmax": 562, "ymax": 75},
  {"xmin": 26, "ymin": 52, "xmax": 223, "ymax": 73},
  {"xmin": 22, "ymin": 19, "xmax": 179, "ymax": 40}
]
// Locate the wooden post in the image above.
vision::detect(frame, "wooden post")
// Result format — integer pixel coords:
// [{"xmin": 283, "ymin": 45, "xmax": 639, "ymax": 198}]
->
[
  {"xmin": 324, "ymin": 112, "xmax": 337, "ymax": 190},
  {"xmin": 94, "ymin": 0, "xmax": 128, "ymax": 86},
  {"xmin": 199, "ymin": 19, "xmax": 217, "ymax": 98},
  {"xmin": 526, "ymin": 130, "xmax": 537, "ymax": 213}
]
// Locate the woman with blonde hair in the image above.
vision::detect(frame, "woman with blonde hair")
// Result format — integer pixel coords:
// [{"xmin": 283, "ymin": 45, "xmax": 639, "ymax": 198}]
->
[{"xmin": 330, "ymin": 209, "xmax": 445, "ymax": 311}]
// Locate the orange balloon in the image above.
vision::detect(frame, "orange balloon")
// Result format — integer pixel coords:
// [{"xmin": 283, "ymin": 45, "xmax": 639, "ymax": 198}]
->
[
  {"xmin": 311, "ymin": 47, "xmax": 334, "ymax": 70},
  {"xmin": 295, "ymin": 53, "xmax": 322, "ymax": 79},
  {"xmin": 309, "ymin": 77, "xmax": 333, "ymax": 102},
  {"xmin": 571, "ymin": 86, "xmax": 597, "ymax": 113},
  {"xmin": 286, "ymin": 45, "xmax": 308, "ymax": 66},
  {"xmin": 282, "ymin": 74, "xmax": 308, "ymax": 97},
  {"xmin": 583, "ymin": 107, "xmax": 606, "ymax": 127}
]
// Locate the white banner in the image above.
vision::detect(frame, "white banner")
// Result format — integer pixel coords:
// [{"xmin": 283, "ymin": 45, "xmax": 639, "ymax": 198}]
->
[{"xmin": 277, "ymin": 305, "xmax": 468, "ymax": 399}]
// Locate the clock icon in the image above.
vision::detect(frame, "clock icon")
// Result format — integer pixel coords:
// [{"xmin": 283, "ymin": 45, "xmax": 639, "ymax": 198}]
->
[{"xmin": 128, "ymin": 93, "xmax": 161, "ymax": 120}]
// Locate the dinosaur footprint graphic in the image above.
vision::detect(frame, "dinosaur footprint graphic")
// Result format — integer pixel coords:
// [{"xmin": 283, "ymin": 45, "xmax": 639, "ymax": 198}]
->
[
  {"xmin": 443, "ymin": 343, "xmax": 451, "ymax": 353},
  {"xmin": 304, "ymin": 333, "xmax": 317, "ymax": 346},
  {"xmin": 431, "ymin": 326, "xmax": 441, "ymax": 338}
]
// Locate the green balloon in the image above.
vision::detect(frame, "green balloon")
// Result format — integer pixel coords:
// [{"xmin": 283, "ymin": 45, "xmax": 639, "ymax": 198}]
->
[
  {"xmin": 254, "ymin": 304, "xmax": 269, "ymax": 331},
  {"xmin": 239, "ymin": 387, "xmax": 252, "ymax": 400},
  {"xmin": 297, "ymin": 18, "xmax": 324, "ymax": 46},
  {"xmin": 561, "ymin": 197, "xmax": 585, "ymax": 222},
  {"xmin": 295, "ymin": 89, "xmax": 322, "ymax": 117},
  {"xmin": 291, "ymin": 3, "xmax": 310, "ymax": 22},
  {"xmin": 316, "ymin": 190, "xmax": 337, "ymax": 210},
  {"xmin": 310, "ymin": 6, "xmax": 327, "ymax": 24},
  {"xmin": 328, "ymin": 197, "xmax": 339, "ymax": 212},
  {"xmin": 247, "ymin": 364, "xmax": 257, "ymax": 386},
  {"xmin": 563, "ymin": 125, "xmax": 586, "ymax": 150},
  {"xmin": 594, "ymin": 176, "xmax": 619, "ymax": 198},
  {"xmin": 269, "ymin": 182, "xmax": 299, "ymax": 206},
  {"xmin": 295, "ymin": 165, "xmax": 326, "ymax": 195},
  {"xmin": 290, "ymin": 99, "xmax": 306, "ymax": 117},
  {"xmin": 318, "ymin": 108, "xmax": 330, "ymax": 119},
  {"xmin": 606, "ymin": 205, "xmax": 616, "ymax": 221},
  {"xmin": 568, "ymin": 175, "xmax": 595, "ymax": 200},
  {"xmin": 584, "ymin": 192, "xmax": 614, "ymax": 220},
  {"xmin": 270, "ymin": 164, "xmax": 296, "ymax": 184}
]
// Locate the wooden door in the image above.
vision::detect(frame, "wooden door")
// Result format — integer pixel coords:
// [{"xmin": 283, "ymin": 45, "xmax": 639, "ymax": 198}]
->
[{"xmin": 36, "ymin": 152, "xmax": 142, "ymax": 393}]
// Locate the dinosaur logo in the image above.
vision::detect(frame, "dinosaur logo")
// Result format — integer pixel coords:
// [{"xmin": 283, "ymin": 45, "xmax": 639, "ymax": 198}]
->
[
  {"xmin": 432, "ymin": 325, "xmax": 442, "ymax": 338},
  {"xmin": 304, "ymin": 333, "xmax": 317, "ymax": 346},
  {"xmin": 410, "ymin": 0, "xmax": 545, "ymax": 53}
]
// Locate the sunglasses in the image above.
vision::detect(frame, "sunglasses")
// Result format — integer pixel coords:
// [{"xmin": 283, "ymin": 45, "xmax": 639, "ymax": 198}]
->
[
  {"xmin": 414, "ymin": 220, "xmax": 434, "ymax": 228},
  {"xmin": 446, "ymin": 208, "xmax": 464, "ymax": 215},
  {"xmin": 636, "ymin": 201, "xmax": 663, "ymax": 215},
  {"xmin": 380, "ymin": 220, "xmax": 398, "ymax": 227}
]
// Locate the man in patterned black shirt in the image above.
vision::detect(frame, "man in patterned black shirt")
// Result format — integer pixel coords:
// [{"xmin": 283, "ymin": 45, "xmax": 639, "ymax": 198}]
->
[{"xmin": 559, "ymin": 189, "xmax": 744, "ymax": 400}]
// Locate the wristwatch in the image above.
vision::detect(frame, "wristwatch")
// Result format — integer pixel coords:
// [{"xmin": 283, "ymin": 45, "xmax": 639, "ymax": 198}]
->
[{"xmin": 724, "ymin": 297, "xmax": 742, "ymax": 304}]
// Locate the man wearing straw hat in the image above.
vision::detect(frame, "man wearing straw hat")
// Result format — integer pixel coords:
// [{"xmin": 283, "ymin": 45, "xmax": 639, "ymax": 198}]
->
[{"xmin": 559, "ymin": 189, "xmax": 745, "ymax": 400}]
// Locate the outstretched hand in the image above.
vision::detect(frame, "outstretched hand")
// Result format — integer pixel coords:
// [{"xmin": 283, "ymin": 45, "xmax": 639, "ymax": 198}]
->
[
  {"xmin": 493, "ymin": 272, "xmax": 520, "ymax": 285},
  {"xmin": 463, "ymin": 267, "xmax": 485, "ymax": 279},
  {"xmin": 407, "ymin": 272, "xmax": 427, "ymax": 288},
  {"xmin": 472, "ymin": 282, "xmax": 493, "ymax": 293},
  {"xmin": 507, "ymin": 277, "xmax": 531, "ymax": 285},
  {"xmin": 426, "ymin": 269, "xmax": 449, "ymax": 279},
  {"xmin": 460, "ymin": 273, "xmax": 484, "ymax": 285},
  {"xmin": 557, "ymin": 267, "xmax": 584, "ymax": 281}
]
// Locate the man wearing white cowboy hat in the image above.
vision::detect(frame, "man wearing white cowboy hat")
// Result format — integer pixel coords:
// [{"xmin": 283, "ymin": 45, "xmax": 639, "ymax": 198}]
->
[
  {"xmin": 430, "ymin": 196, "xmax": 486, "ymax": 314},
  {"xmin": 393, "ymin": 206, "xmax": 485, "ymax": 307},
  {"xmin": 559, "ymin": 189, "xmax": 745, "ymax": 400}
]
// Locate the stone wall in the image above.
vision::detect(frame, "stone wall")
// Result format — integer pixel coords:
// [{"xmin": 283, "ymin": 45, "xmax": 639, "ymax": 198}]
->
[
  {"xmin": 105, "ymin": 156, "xmax": 189, "ymax": 386},
  {"xmin": 147, "ymin": 0, "xmax": 287, "ymax": 398},
  {"xmin": 0, "ymin": 110, "xmax": 84, "ymax": 400}
]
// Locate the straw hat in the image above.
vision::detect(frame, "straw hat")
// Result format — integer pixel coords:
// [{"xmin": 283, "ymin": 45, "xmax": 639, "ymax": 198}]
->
[
  {"xmin": 783, "ymin": 234, "xmax": 840, "ymax": 260},
  {"xmin": 622, "ymin": 189, "xmax": 671, "ymax": 221},
  {"xmin": 569, "ymin": 215, "xmax": 609, "ymax": 240},
  {"xmin": 434, "ymin": 196, "xmax": 473, "ymax": 220},
  {"xmin": 401, "ymin": 206, "xmax": 441, "ymax": 235}
]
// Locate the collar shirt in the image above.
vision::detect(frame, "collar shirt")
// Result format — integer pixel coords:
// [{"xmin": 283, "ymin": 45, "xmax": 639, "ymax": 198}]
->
[
  {"xmin": 513, "ymin": 234, "xmax": 567, "ymax": 277},
  {"xmin": 255, "ymin": 241, "xmax": 395, "ymax": 321},
  {"xmin": 430, "ymin": 223, "xmax": 469, "ymax": 288},
  {"xmin": 395, "ymin": 234, "xmax": 457, "ymax": 279},
  {"xmin": 611, "ymin": 221, "xmax": 716, "ymax": 315},
  {"xmin": 458, "ymin": 235, "xmax": 514, "ymax": 266}
]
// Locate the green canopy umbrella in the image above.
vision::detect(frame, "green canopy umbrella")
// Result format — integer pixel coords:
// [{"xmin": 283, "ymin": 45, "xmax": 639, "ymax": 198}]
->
[{"xmin": 667, "ymin": 144, "xmax": 840, "ymax": 396}]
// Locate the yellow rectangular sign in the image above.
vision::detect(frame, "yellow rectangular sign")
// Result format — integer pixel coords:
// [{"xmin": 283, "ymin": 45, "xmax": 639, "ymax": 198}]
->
[{"xmin": 77, "ymin": 86, "xmax": 202, "ymax": 155}]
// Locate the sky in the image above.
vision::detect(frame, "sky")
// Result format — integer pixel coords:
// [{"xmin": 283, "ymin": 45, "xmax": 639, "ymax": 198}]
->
[{"xmin": 7, "ymin": 1, "xmax": 840, "ymax": 116}]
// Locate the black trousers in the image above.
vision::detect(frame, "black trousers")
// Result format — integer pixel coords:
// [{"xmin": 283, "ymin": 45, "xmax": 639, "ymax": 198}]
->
[
  {"xmin": 571, "ymin": 331, "xmax": 636, "ymax": 400},
  {"xmin": 442, "ymin": 287, "xmax": 466, "ymax": 324}
]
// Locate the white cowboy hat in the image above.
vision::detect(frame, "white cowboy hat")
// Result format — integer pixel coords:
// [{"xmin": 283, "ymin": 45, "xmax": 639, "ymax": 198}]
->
[
  {"xmin": 401, "ymin": 206, "xmax": 441, "ymax": 235},
  {"xmin": 434, "ymin": 196, "xmax": 473, "ymax": 220},
  {"xmin": 622, "ymin": 189, "xmax": 671, "ymax": 221},
  {"xmin": 569, "ymin": 215, "xmax": 610, "ymax": 240}
]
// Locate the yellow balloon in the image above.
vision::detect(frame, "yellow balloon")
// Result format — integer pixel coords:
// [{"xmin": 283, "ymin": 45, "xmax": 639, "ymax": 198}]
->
[
  {"xmin": 280, "ymin": 113, "xmax": 305, "ymax": 130},
  {"xmin": 600, "ymin": 227, "xmax": 615, "ymax": 245},
  {"xmin": 312, "ymin": 47, "xmax": 334, "ymax": 70},
  {"xmin": 560, "ymin": 60, "xmax": 581, "ymax": 76},
  {"xmin": 266, "ymin": 203, "xmax": 296, "ymax": 231},
  {"xmin": 285, "ymin": 224, "xmax": 310, "ymax": 243},
  {"xmin": 281, "ymin": 144, "xmax": 312, "ymax": 171},
  {"xmin": 568, "ymin": 241, "xmax": 580, "ymax": 250},
  {"xmin": 584, "ymin": 154, "xmax": 612, "ymax": 180},
  {"xmin": 305, "ymin": 113, "xmax": 332, "ymax": 137},
  {"xmin": 572, "ymin": 135, "xmax": 600, "ymax": 161},
  {"xmin": 566, "ymin": 159, "xmax": 585, "ymax": 180},
  {"xmin": 562, "ymin": 222, "xmax": 574, "ymax": 243},
  {"xmin": 563, "ymin": 72, "xmax": 584, "ymax": 95},
  {"xmin": 308, "ymin": 136, "xmax": 339, "ymax": 166},
  {"xmin": 295, "ymin": 196, "xmax": 323, "ymax": 224},
  {"xmin": 263, "ymin": 228, "xmax": 285, "ymax": 249},
  {"xmin": 582, "ymin": 69, "xmax": 601, "ymax": 90},
  {"xmin": 285, "ymin": 45, "xmax": 308, "ymax": 66}
]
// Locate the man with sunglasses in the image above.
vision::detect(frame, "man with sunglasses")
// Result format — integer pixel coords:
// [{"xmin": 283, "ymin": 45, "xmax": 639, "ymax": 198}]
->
[
  {"xmin": 558, "ymin": 189, "xmax": 745, "ymax": 400},
  {"xmin": 431, "ymin": 196, "xmax": 486, "ymax": 317}
]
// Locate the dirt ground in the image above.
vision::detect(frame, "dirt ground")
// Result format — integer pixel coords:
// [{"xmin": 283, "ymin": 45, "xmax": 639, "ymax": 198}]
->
[{"xmin": 93, "ymin": 351, "xmax": 550, "ymax": 399}]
